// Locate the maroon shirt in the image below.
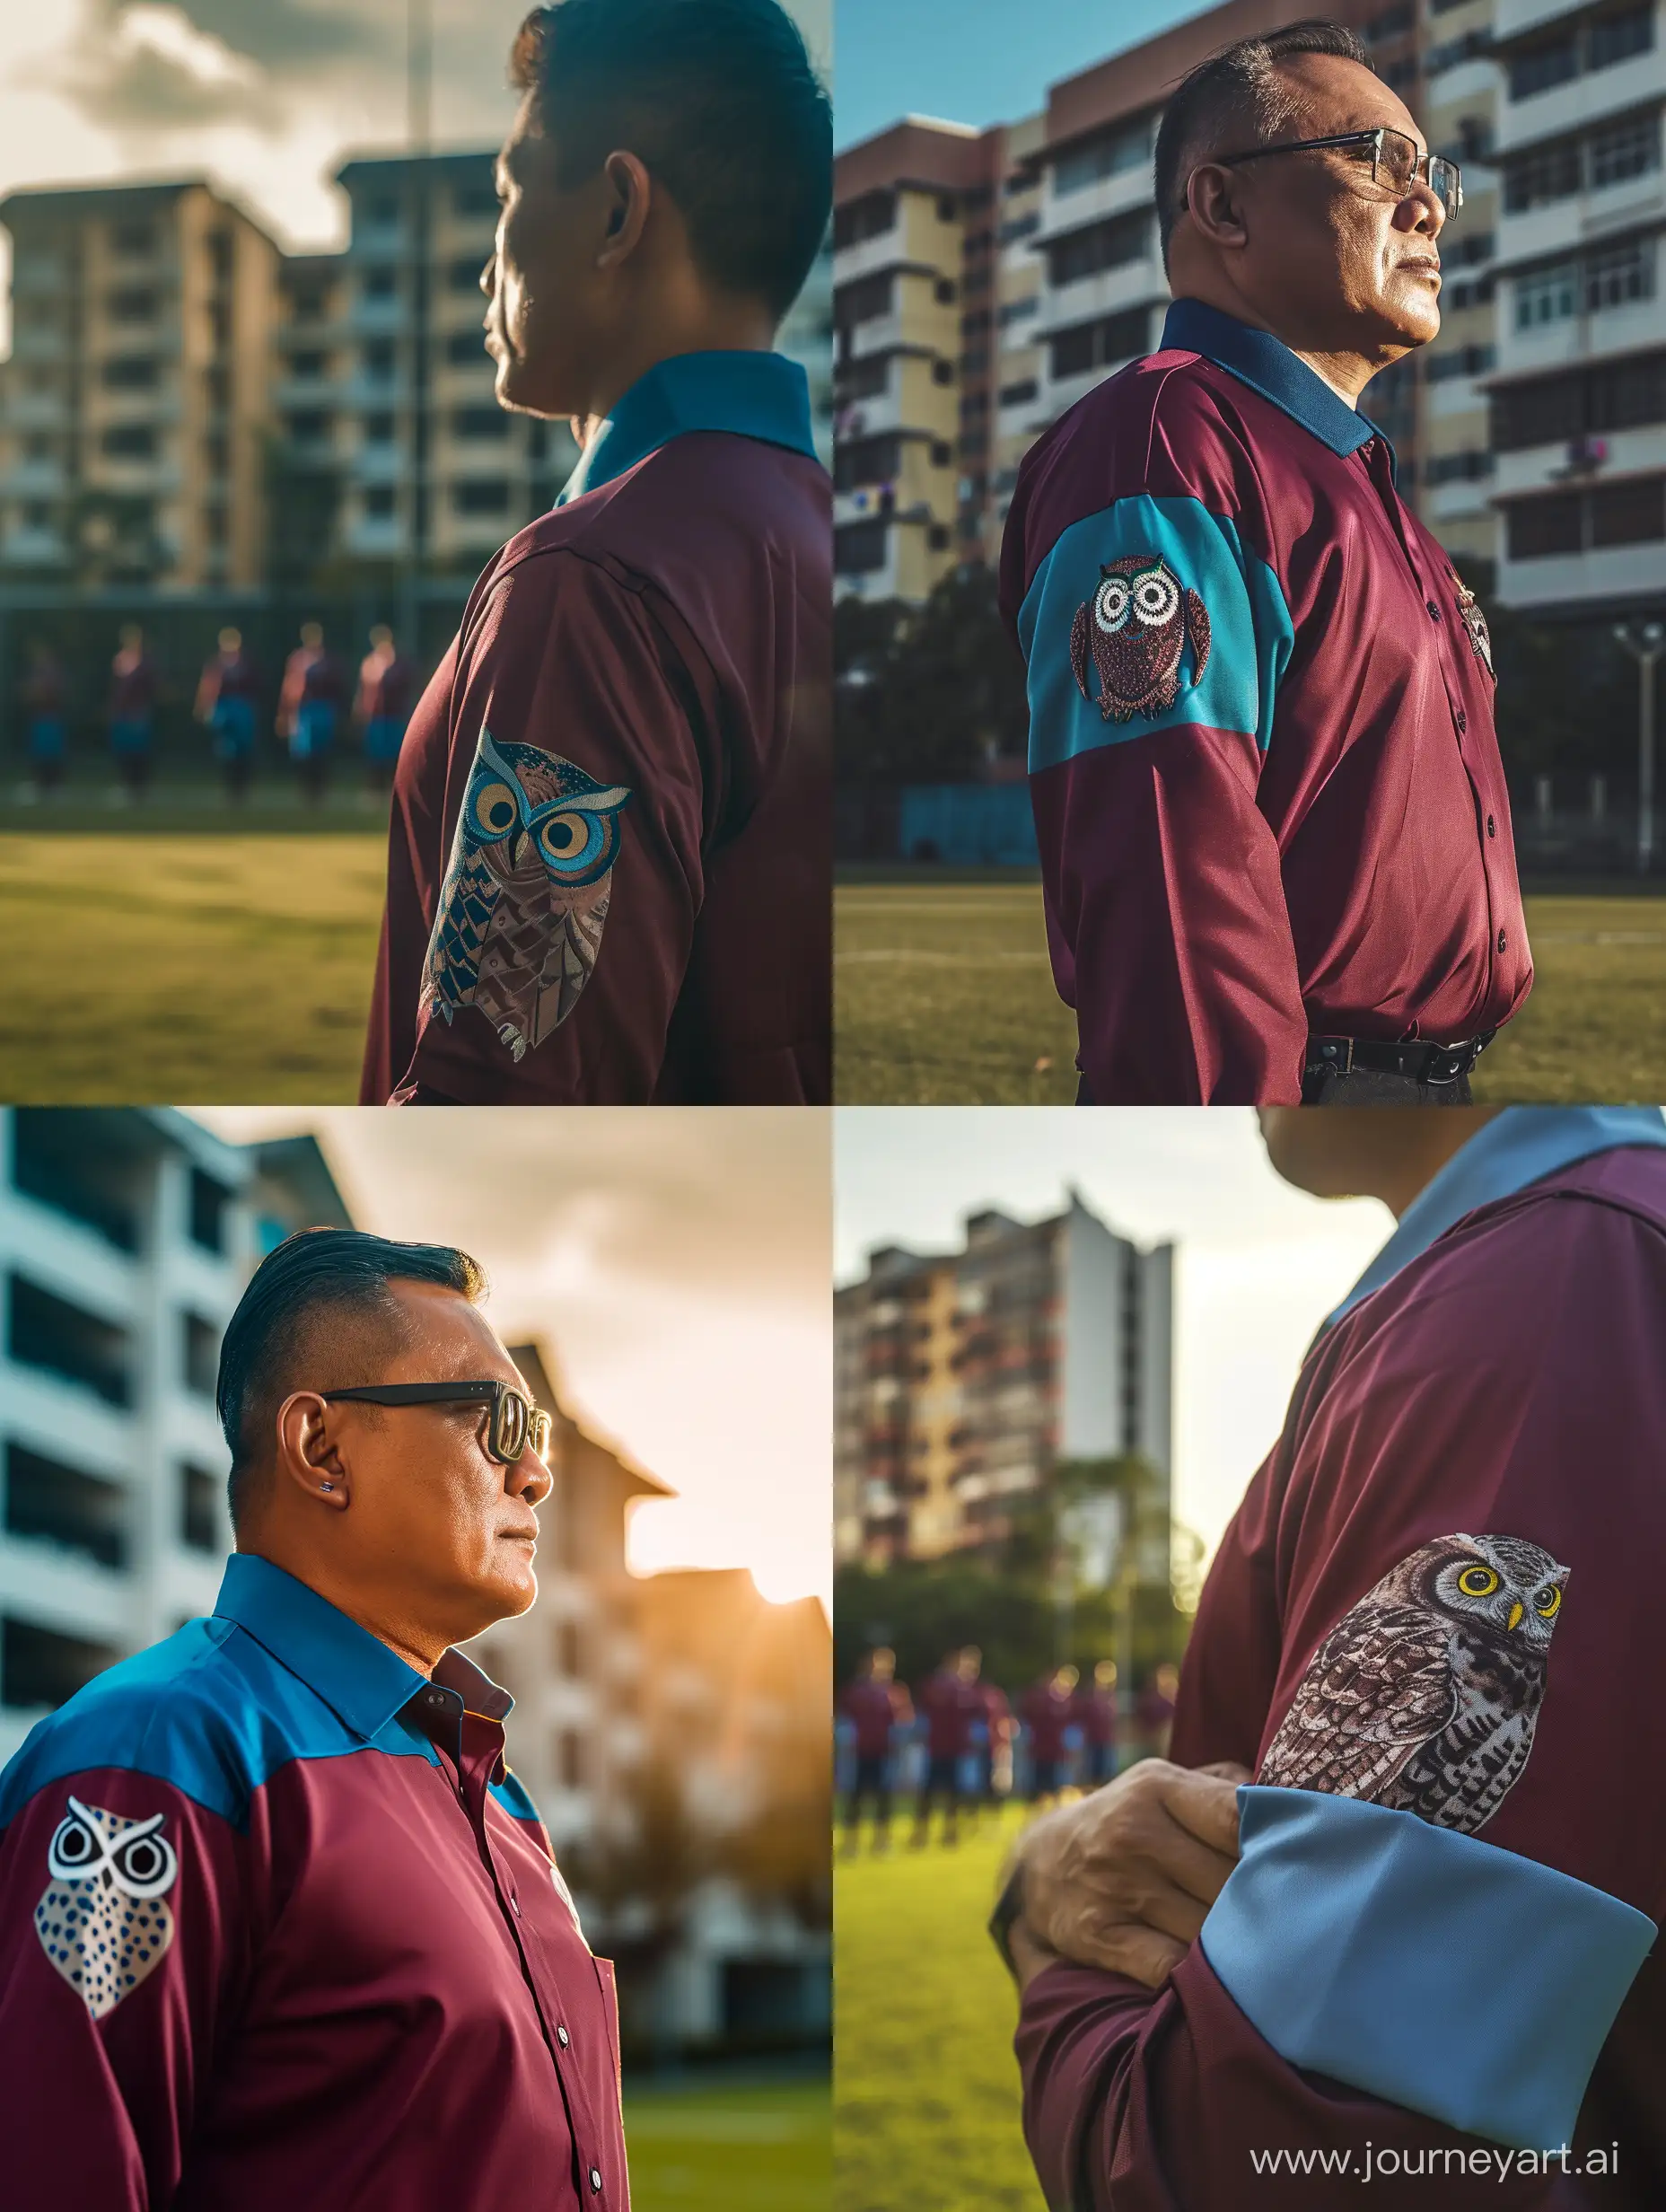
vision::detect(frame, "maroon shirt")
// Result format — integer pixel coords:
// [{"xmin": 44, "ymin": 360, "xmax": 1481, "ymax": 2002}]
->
[
  {"xmin": 1022, "ymin": 1681, "xmax": 1076, "ymax": 1764},
  {"xmin": 108, "ymin": 649, "xmax": 157, "ymax": 721},
  {"xmin": 0, "ymin": 1555, "xmax": 627, "ymax": 2212},
  {"xmin": 1017, "ymin": 1135, "xmax": 1666, "ymax": 2208},
  {"xmin": 840, "ymin": 1679, "xmax": 912, "ymax": 1759},
  {"xmin": 1001, "ymin": 298, "xmax": 1530, "ymax": 1102},
  {"xmin": 916, "ymin": 1672, "xmax": 980, "ymax": 1760},
  {"xmin": 361, "ymin": 361, "xmax": 831, "ymax": 1107},
  {"xmin": 1073, "ymin": 1685, "xmax": 1118, "ymax": 1751}
]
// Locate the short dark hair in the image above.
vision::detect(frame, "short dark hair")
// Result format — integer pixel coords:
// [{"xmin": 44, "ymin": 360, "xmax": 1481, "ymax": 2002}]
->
[
  {"xmin": 1152, "ymin": 20, "xmax": 1374, "ymax": 269},
  {"xmin": 509, "ymin": 0, "xmax": 831, "ymax": 320},
  {"xmin": 217, "ymin": 1228, "xmax": 487, "ymax": 1528}
]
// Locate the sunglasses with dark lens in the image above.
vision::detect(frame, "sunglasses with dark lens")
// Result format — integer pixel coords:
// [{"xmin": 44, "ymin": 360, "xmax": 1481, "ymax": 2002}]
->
[
  {"xmin": 1217, "ymin": 125, "xmax": 1462, "ymax": 218},
  {"xmin": 321, "ymin": 1380, "xmax": 554, "ymax": 1466}
]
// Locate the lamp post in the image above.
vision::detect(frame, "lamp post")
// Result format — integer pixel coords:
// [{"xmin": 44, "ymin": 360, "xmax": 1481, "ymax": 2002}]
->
[
  {"xmin": 402, "ymin": 0, "xmax": 433, "ymax": 663},
  {"xmin": 1613, "ymin": 619, "xmax": 1665, "ymax": 873}
]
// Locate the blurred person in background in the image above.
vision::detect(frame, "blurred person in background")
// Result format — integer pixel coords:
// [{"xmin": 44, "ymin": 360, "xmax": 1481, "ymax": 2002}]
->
[
  {"xmin": 195, "ymin": 628, "xmax": 262, "ymax": 805},
  {"xmin": 973, "ymin": 1669, "xmax": 1014, "ymax": 1821},
  {"xmin": 912, "ymin": 1646, "xmax": 983, "ymax": 1849},
  {"xmin": 18, "ymin": 641, "xmax": 67, "ymax": 801},
  {"xmin": 355, "ymin": 626, "xmax": 416, "ymax": 797},
  {"xmin": 361, "ymin": 0, "xmax": 833, "ymax": 1108},
  {"xmin": 1136, "ymin": 1663, "xmax": 1179, "ymax": 1761},
  {"xmin": 278, "ymin": 623, "xmax": 345, "ymax": 806},
  {"xmin": 839, "ymin": 1646, "xmax": 912, "ymax": 1856},
  {"xmin": 1022, "ymin": 1664, "xmax": 1080, "ymax": 1803},
  {"xmin": 1076, "ymin": 1658, "xmax": 1120, "ymax": 1787},
  {"xmin": 0, "ymin": 1226, "xmax": 627, "ymax": 2212},
  {"xmin": 106, "ymin": 624, "xmax": 157, "ymax": 805}
]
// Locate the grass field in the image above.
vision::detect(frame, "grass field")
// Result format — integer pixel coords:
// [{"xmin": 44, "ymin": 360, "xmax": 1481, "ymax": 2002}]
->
[
  {"xmin": 626, "ymin": 2074, "xmax": 830, "ymax": 2211},
  {"xmin": 0, "ymin": 830, "xmax": 386, "ymax": 1102},
  {"xmin": 835, "ymin": 1806, "xmax": 1041, "ymax": 2212},
  {"xmin": 835, "ymin": 876, "xmax": 1666, "ymax": 1103}
]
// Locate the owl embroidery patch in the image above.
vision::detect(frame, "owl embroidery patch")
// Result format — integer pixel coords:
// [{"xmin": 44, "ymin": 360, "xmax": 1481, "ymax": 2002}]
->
[
  {"xmin": 1258, "ymin": 1533, "xmax": 1568, "ymax": 1836},
  {"xmin": 1069, "ymin": 554, "xmax": 1211, "ymax": 724},
  {"xmin": 34, "ymin": 1795, "xmax": 179, "ymax": 2020},
  {"xmin": 1451, "ymin": 566, "xmax": 1495, "ymax": 681},
  {"xmin": 420, "ymin": 726, "xmax": 632, "ymax": 1062}
]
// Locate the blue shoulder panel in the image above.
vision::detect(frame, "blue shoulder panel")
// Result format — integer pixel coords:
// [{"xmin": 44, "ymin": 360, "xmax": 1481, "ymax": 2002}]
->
[
  {"xmin": 489, "ymin": 1768, "xmax": 547, "ymax": 1832},
  {"xmin": 1018, "ymin": 494, "xmax": 1294, "ymax": 775},
  {"xmin": 0, "ymin": 1618, "xmax": 438, "ymax": 1835},
  {"xmin": 1200, "ymin": 1786, "xmax": 1656, "ymax": 2151}
]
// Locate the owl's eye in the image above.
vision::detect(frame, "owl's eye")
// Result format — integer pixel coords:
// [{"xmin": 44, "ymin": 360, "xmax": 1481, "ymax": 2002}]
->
[
  {"xmin": 1133, "ymin": 570, "xmax": 1180, "ymax": 626},
  {"xmin": 1457, "ymin": 1565, "xmax": 1500, "ymax": 1598},
  {"xmin": 539, "ymin": 809, "xmax": 605, "ymax": 873},
  {"xmin": 52, "ymin": 1821, "xmax": 94, "ymax": 1866},
  {"xmin": 110, "ymin": 1824, "xmax": 177, "ymax": 1898},
  {"xmin": 1534, "ymin": 1585, "xmax": 1561, "ymax": 1620},
  {"xmin": 471, "ymin": 779, "xmax": 520, "ymax": 838},
  {"xmin": 1094, "ymin": 577, "xmax": 1130, "ymax": 632}
]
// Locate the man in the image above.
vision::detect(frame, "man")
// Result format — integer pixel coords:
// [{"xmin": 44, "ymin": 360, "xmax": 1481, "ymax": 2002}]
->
[
  {"xmin": 1000, "ymin": 22, "xmax": 1528, "ymax": 1104},
  {"xmin": 1074, "ymin": 1658, "xmax": 1119, "ymax": 1790},
  {"xmin": 195, "ymin": 627, "xmax": 262, "ymax": 803},
  {"xmin": 839, "ymin": 1646, "xmax": 913, "ymax": 1855},
  {"xmin": 1135, "ymin": 1661, "xmax": 1179, "ymax": 1761},
  {"xmin": 1022, "ymin": 1664, "xmax": 1080, "ymax": 1802},
  {"xmin": 361, "ymin": 0, "xmax": 832, "ymax": 1107},
  {"xmin": 992, "ymin": 1107, "xmax": 1666, "ymax": 2207},
  {"xmin": 913, "ymin": 1646, "xmax": 983, "ymax": 1848},
  {"xmin": 19, "ymin": 640, "xmax": 67, "ymax": 799},
  {"xmin": 278, "ymin": 622, "xmax": 345, "ymax": 805},
  {"xmin": 106, "ymin": 623, "xmax": 157, "ymax": 804},
  {"xmin": 355, "ymin": 625, "xmax": 416, "ymax": 794},
  {"xmin": 0, "ymin": 1229, "xmax": 627, "ymax": 2212}
]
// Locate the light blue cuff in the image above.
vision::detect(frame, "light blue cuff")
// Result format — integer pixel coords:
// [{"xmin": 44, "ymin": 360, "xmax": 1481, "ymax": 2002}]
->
[
  {"xmin": 1199, "ymin": 1786, "xmax": 1656, "ymax": 2152},
  {"xmin": 1016, "ymin": 493, "xmax": 1293, "ymax": 775}
]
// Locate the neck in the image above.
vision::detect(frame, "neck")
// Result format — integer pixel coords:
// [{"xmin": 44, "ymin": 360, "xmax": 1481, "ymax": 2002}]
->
[
  {"xmin": 238, "ymin": 1542, "xmax": 447, "ymax": 1675},
  {"xmin": 1373, "ymin": 1111, "xmax": 1504, "ymax": 1216},
  {"xmin": 576, "ymin": 293, "xmax": 776, "ymax": 440},
  {"xmin": 1170, "ymin": 273, "xmax": 1404, "ymax": 407}
]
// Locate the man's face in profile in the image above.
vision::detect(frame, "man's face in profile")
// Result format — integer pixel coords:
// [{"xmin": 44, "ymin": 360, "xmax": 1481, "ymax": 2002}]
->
[{"xmin": 483, "ymin": 96, "xmax": 599, "ymax": 419}]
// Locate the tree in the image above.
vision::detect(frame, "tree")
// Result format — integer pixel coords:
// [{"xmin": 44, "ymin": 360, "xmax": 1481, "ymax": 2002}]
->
[{"xmin": 835, "ymin": 562, "xmax": 1029, "ymax": 788}]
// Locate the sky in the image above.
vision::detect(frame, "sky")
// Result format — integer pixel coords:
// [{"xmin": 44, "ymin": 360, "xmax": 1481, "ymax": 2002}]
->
[
  {"xmin": 0, "ymin": 0, "xmax": 831, "ymax": 347},
  {"xmin": 834, "ymin": 0, "xmax": 1214, "ymax": 151},
  {"xmin": 197, "ymin": 1108, "xmax": 833, "ymax": 1611},
  {"xmin": 834, "ymin": 1108, "xmax": 1393, "ymax": 1574}
]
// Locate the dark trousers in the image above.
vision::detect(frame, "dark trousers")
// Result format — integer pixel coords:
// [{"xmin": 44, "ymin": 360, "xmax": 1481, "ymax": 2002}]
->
[
  {"xmin": 1302, "ymin": 1066, "xmax": 1474, "ymax": 1106},
  {"xmin": 844, "ymin": 1753, "xmax": 891, "ymax": 1832}
]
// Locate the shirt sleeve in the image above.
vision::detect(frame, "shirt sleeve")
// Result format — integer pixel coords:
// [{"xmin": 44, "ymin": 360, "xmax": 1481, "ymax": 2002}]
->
[
  {"xmin": 1014, "ymin": 1182, "xmax": 1666, "ymax": 2208},
  {"xmin": 392, "ymin": 548, "xmax": 713, "ymax": 1104},
  {"xmin": 1007, "ymin": 488, "xmax": 1305, "ymax": 1103},
  {"xmin": 0, "ymin": 1767, "xmax": 249, "ymax": 2212}
]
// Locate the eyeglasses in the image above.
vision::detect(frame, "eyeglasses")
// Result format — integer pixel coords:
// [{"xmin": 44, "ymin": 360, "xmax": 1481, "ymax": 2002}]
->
[
  {"xmin": 321, "ymin": 1380, "xmax": 554, "ymax": 1466},
  {"xmin": 1217, "ymin": 126, "xmax": 1462, "ymax": 219}
]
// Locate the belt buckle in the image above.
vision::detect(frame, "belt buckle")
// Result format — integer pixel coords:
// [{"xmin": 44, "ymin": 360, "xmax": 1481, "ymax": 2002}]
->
[
  {"xmin": 1425, "ymin": 1042, "xmax": 1467, "ymax": 1085},
  {"xmin": 1313, "ymin": 1037, "xmax": 1354, "ymax": 1075}
]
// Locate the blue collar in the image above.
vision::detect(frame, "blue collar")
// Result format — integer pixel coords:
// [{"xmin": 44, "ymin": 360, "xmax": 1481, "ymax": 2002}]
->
[
  {"xmin": 1330, "ymin": 1106, "xmax": 1666, "ymax": 1328},
  {"xmin": 214, "ymin": 1554, "xmax": 513, "ymax": 1742},
  {"xmin": 1162, "ymin": 298, "xmax": 1389, "ymax": 470},
  {"xmin": 557, "ymin": 347, "xmax": 819, "ymax": 505}
]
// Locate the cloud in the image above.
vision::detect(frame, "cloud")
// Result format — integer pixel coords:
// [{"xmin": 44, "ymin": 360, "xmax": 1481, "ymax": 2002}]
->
[{"xmin": 26, "ymin": 4, "xmax": 273, "ymax": 132}]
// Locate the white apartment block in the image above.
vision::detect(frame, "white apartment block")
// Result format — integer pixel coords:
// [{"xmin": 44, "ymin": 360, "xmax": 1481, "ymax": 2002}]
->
[{"xmin": 1489, "ymin": 0, "xmax": 1666, "ymax": 611}]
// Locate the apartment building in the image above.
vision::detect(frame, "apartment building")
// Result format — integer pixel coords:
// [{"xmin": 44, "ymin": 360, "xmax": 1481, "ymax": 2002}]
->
[
  {"xmin": 1489, "ymin": 0, "xmax": 1666, "ymax": 613},
  {"xmin": 0, "ymin": 1108, "xmax": 346, "ymax": 1768},
  {"xmin": 0, "ymin": 180, "xmax": 278, "ymax": 589},
  {"xmin": 832, "ymin": 0, "xmax": 1483, "ymax": 603},
  {"xmin": 834, "ymin": 1191, "xmax": 1173, "ymax": 1569}
]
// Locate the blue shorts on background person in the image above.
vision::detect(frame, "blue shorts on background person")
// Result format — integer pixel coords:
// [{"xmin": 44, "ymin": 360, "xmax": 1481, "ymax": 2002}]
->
[
  {"xmin": 292, "ymin": 700, "xmax": 337, "ymax": 759},
  {"xmin": 110, "ymin": 717, "xmax": 151, "ymax": 755},
  {"xmin": 26, "ymin": 715, "xmax": 65, "ymax": 763},
  {"xmin": 211, "ymin": 695, "xmax": 256, "ymax": 758},
  {"xmin": 364, "ymin": 714, "xmax": 405, "ymax": 763}
]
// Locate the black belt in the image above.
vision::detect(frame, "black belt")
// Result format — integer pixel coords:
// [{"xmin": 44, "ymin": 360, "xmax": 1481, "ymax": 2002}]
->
[{"xmin": 1304, "ymin": 1031, "xmax": 1495, "ymax": 1087}]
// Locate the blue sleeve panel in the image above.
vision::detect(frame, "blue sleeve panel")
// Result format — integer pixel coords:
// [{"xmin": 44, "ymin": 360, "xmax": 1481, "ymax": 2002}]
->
[
  {"xmin": 1016, "ymin": 494, "xmax": 1295, "ymax": 775},
  {"xmin": 1199, "ymin": 1785, "xmax": 1656, "ymax": 2153}
]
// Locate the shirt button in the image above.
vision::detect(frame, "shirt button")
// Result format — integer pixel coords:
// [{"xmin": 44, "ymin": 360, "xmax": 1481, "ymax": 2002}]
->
[
  {"xmin": 557, "ymin": 2024, "xmax": 571, "ymax": 2047},
  {"xmin": 590, "ymin": 2169, "xmax": 602, "ymax": 2193},
  {"xmin": 1425, "ymin": 599, "xmax": 1441, "ymax": 620},
  {"xmin": 1486, "ymin": 814, "xmax": 1495, "ymax": 838},
  {"xmin": 1497, "ymin": 928, "xmax": 1507, "ymax": 954},
  {"xmin": 425, "ymin": 1692, "xmax": 446, "ymax": 1709},
  {"xmin": 1455, "ymin": 709, "xmax": 1467, "ymax": 733},
  {"xmin": 511, "ymin": 1896, "xmax": 522, "ymax": 1917}
]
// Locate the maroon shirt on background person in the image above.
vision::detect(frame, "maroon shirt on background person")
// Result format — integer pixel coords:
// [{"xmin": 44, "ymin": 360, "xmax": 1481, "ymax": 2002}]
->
[
  {"xmin": 1015, "ymin": 1113, "xmax": 1666, "ymax": 2208},
  {"xmin": 840, "ymin": 1677, "xmax": 913, "ymax": 1760},
  {"xmin": 1022, "ymin": 1679, "xmax": 1076, "ymax": 1767},
  {"xmin": 916, "ymin": 1671, "xmax": 980, "ymax": 1762},
  {"xmin": 360, "ymin": 351, "xmax": 831, "ymax": 1107},
  {"xmin": 1000, "ymin": 298, "xmax": 1530, "ymax": 1103}
]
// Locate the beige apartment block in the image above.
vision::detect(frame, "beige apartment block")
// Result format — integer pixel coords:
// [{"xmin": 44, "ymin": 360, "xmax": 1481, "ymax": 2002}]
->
[{"xmin": 0, "ymin": 180, "xmax": 278, "ymax": 589}]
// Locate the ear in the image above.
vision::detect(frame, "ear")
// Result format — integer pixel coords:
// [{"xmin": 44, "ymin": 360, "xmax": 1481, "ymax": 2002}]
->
[
  {"xmin": 274, "ymin": 1391, "xmax": 352, "ymax": 1510},
  {"xmin": 1183, "ymin": 160, "xmax": 1251, "ymax": 256},
  {"xmin": 597, "ymin": 150, "xmax": 653, "ymax": 268}
]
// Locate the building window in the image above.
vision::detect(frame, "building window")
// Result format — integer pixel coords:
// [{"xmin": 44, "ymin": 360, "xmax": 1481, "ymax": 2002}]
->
[
  {"xmin": 998, "ymin": 212, "xmax": 1040, "ymax": 244},
  {"xmin": 447, "ymin": 329, "xmax": 487, "ymax": 364},
  {"xmin": 557, "ymin": 1729, "xmax": 585, "ymax": 1787},
  {"xmin": 1507, "ymin": 489, "xmax": 1589, "ymax": 556},
  {"xmin": 931, "ymin": 358, "xmax": 955, "ymax": 385},
  {"xmin": 934, "ymin": 277, "xmax": 957, "ymax": 305},
  {"xmin": 1425, "ymin": 448, "xmax": 1495, "ymax": 485},
  {"xmin": 1425, "ymin": 342, "xmax": 1495, "ymax": 382},
  {"xmin": 930, "ymin": 439, "xmax": 953, "ymax": 466},
  {"xmin": 835, "ymin": 517, "xmax": 889, "ymax": 575},
  {"xmin": 1052, "ymin": 118, "xmax": 1151, "ymax": 197},
  {"xmin": 1046, "ymin": 209, "xmax": 1149, "ymax": 288},
  {"xmin": 205, "ymin": 505, "xmax": 227, "ymax": 548},
  {"xmin": 1048, "ymin": 305, "xmax": 1150, "ymax": 381},
  {"xmin": 364, "ymin": 412, "xmax": 396, "ymax": 444},
  {"xmin": 558, "ymin": 1621, "xmax": 583, "ymax": 1676},
  {"xmin": 292, "ymin": 287, "xmax": 327, "ymax": 320},
  {"xmin": 1504, "ymin": 136, "xmax": 1583, "ymax": 211},
  {"xmin": 363, "ymin": 268, "xmax": 397, "ymax": 300},
  {"xmin": 291, "ymin": 351, "xmax": 326, "ymax": 381},
  {"xmin": 1494, "ymin": 350, "xmax": 1666, "ymax": 450},
  {"xmin": 834, "ymin": 189, "xmax": 897, "ymax": 250},
  {"xmin": 7, "ymin": 1275, "xmax": 130, "ymax": 1406},
  {"xmin": 837, "ymin": 271, "xmax": 893, "ymax": 327},
  {"xmin": 454, "ymin": 178, "xmax": 500, "ymax": 218},
  {"xmin": 836, "ymin": 354, "xmax": 888, "ymax": 402},
  {"xmin": 110, "ymin": 221, "xmax": 156, "ymax": 257},
  {"xmin": 189, "ymin": 1168, "xmax": 231, "ymax": 1253},
  {"xmin": 1, "ymin": 1618, "xmax": 122, "ymax": 1713},
  {"xmin": 285, "ymin": 410, "xmax": 330, "ymax": 443},
  {"xmin": 1509, "ymin": 33, "xmax": 1578, "ymax": 100},
  {"xmin": 1590, "ymin": 110, "xmax": 1661, "ymax": 191},
  {"xmin": 834, "ymin": 433, "xmax": 900, "ymax": 491},
  {"xmin": 4, "ymin": 1443, "xmax": 127, "ymax": 1571},
  {"xmin": 453, "ymin": 478, "xmax": 511, "ymax": 514},
  {"xmin": 205, "ymin": 432, "xmax": 228, "ymax": 473},
  {"xmin": 364, "ymin": 341, "xmax": 396, "ymax": 382},
  {"xmin": 366, "ymin": 195, "xmax": 400, "ymax": 227},
  {"xmin": 108, "ymin": 287, "xmax": 156, "ymax": 323},
  {"xmin": 451, "ymin": 405, "xmax": 510, "ymax": 441},
  {"xmin": 927, "ymin": 523, "xmax": 951, "ymax": 551},
  {"xmin": 180, "ymin": 1463, "xmax": 220, "ymax": 1554},
  {"xmin": 1586, "ymin": 233, "xmax": 1654, "ymax": 311},
  {"xmin": 936, "ymin": 195, "xmax": 957, "ymax": 223},
  {"xmin": 449, "ymin": 256, "xmax": 485, "ymax": 293},
  {"xmin": 101, "ymin": 424, "xmax": 157, "ymax": 460},
  {"xmin": 1590, "ymin": 4, "xmax": 1654, "ymax": 72},
  {"xmin": 182, "ymin": 1312, "xmax": 220, "ymax": 1400},
  {"xmin": 1591, "ymin": 476, "xmax": 1666, "ymax": 544},
  {"xmin": 999, "ymin": 378, "xmax": 1039, "ymax": 407},
  {"xmin": 364, "ymin": 485, "xmax": 396, "ymax": 516},
  {"xmin": 101, "ymin": 355, "xmax": 159, "ymax": 391}
]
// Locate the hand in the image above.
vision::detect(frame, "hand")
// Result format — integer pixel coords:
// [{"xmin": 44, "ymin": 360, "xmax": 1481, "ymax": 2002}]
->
[{"xmin": 1007, "ymin": 1759, "xmax": 1250, "ymax": 1990}]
